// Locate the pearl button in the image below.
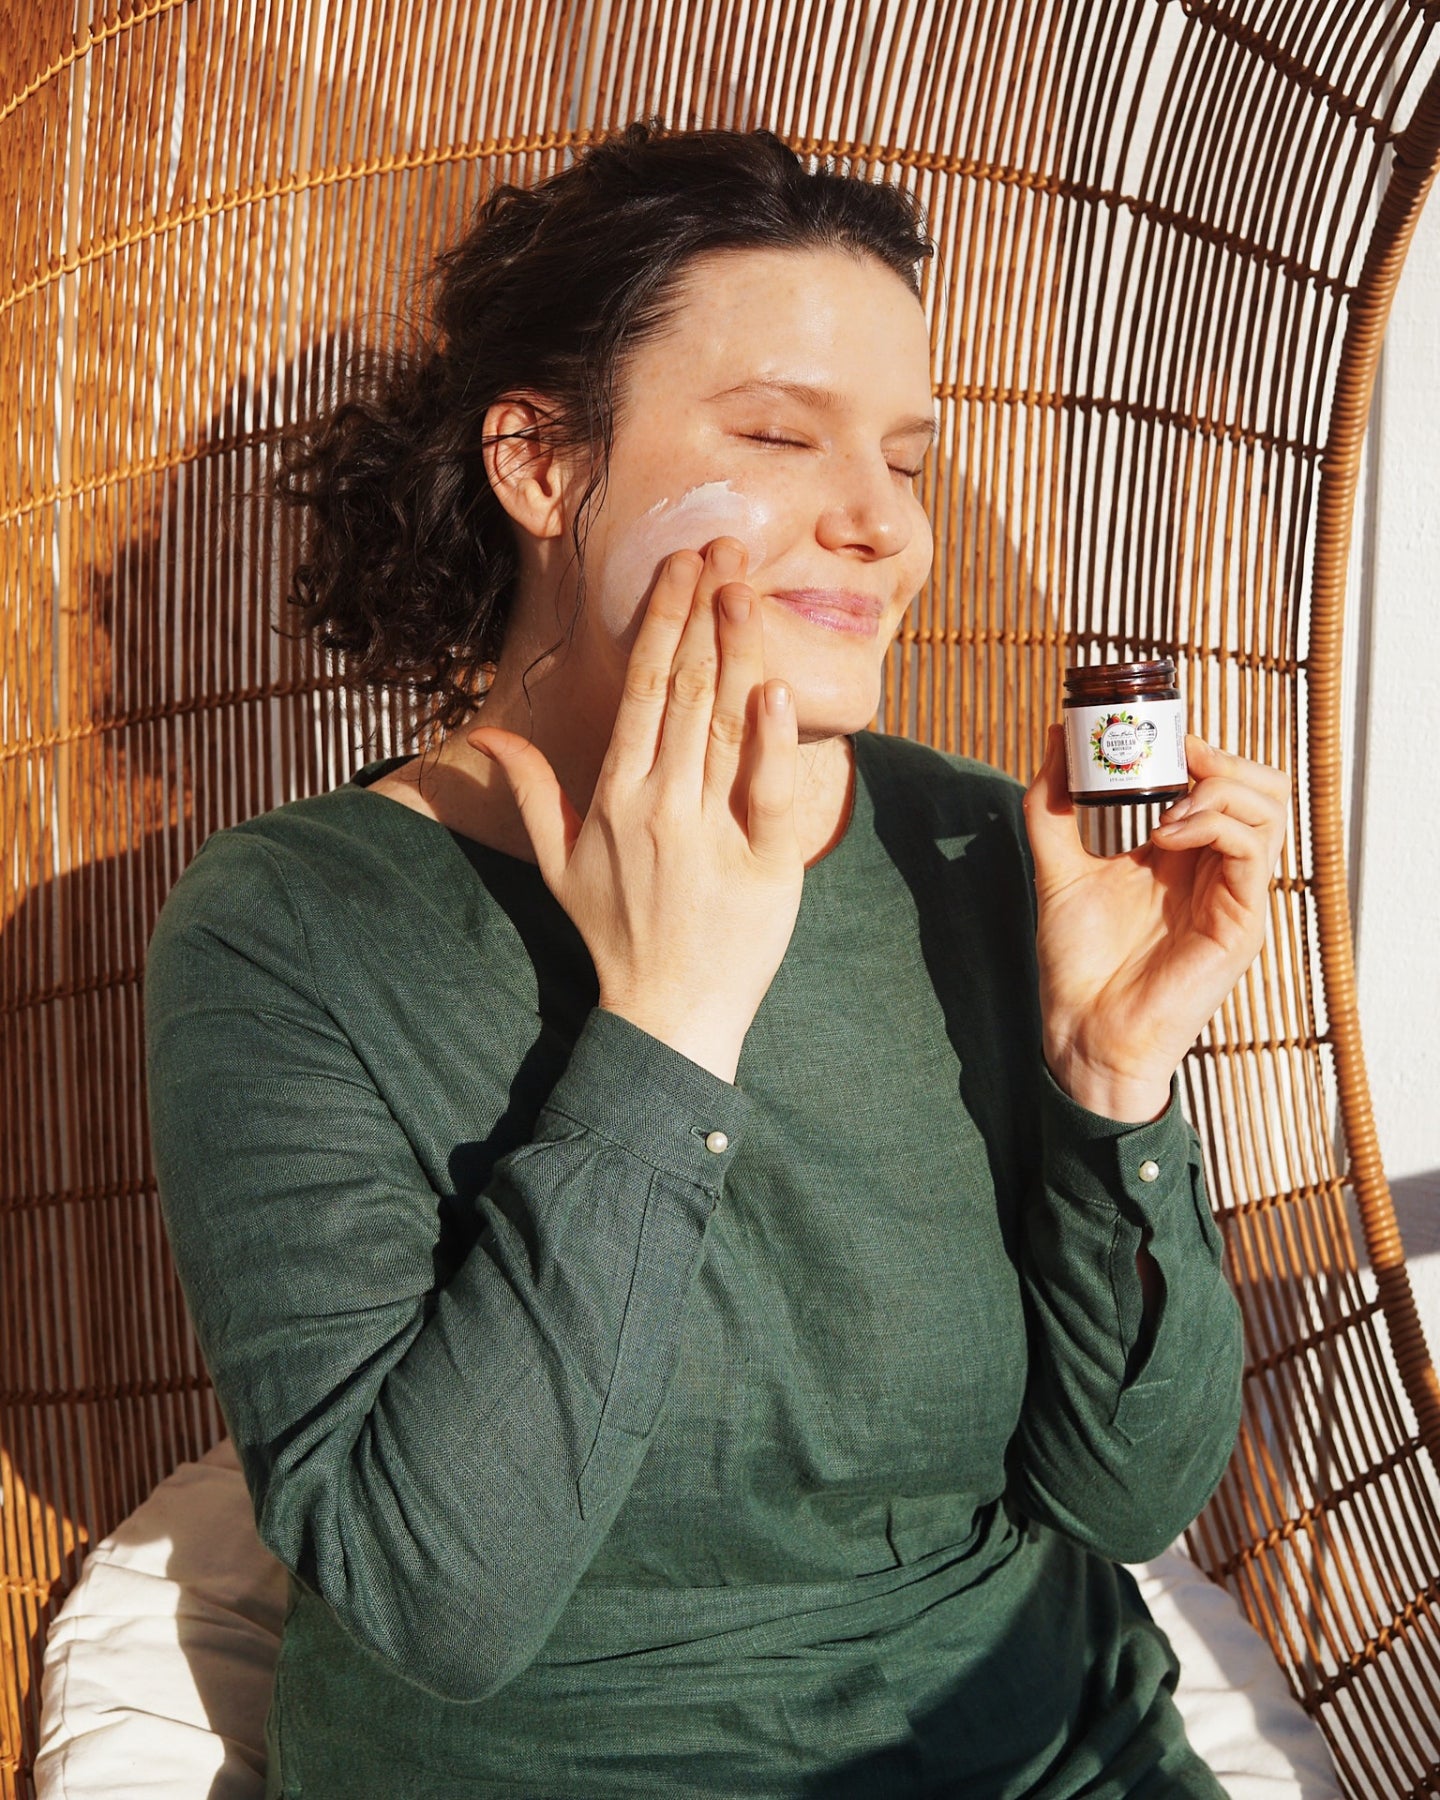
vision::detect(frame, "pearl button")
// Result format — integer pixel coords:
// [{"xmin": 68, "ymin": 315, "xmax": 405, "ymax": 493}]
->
[
  {"xmin": 704, "ymin": 1130, "xmax": 730, "ymax": 1155},
  {"xmin": 1138, "ymin": 1159, "xmax": 1160, "ymax": 1183}
]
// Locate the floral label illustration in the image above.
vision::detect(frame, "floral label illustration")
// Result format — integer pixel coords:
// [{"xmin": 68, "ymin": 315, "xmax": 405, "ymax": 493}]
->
[
  {"xmin": 1091, "ymin": 710, "xmax": 1152, "ymax": 775},
  {"xmin": 1064, "ymin": 697, "xmax": 1188, "ymax": 796}
]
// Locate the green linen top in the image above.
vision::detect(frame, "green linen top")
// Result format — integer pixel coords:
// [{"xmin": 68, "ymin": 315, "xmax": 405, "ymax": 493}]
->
[{"xmin": 144, "ymin": 729, "xmax": 1244, "ymax": 1800}]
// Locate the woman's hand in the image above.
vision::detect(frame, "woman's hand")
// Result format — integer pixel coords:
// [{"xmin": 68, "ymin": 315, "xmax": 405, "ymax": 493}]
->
[
  {"xmin": 1023, "ymin": 726, "xmax": 1290, "ymax": 1122},
  {"xmin": 468, "ymin": 538, "xmax": 802, "ymax": 1084}
]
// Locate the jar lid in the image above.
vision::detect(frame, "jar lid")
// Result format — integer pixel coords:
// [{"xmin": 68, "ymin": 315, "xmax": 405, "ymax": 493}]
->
[
  {"xmin": 1064, "ymin": 658, "xmax": 1178, "ymax": 696},
  {"xmin": 1064, "ymin": 658, "xmax": 1175, "ymax": 681}
]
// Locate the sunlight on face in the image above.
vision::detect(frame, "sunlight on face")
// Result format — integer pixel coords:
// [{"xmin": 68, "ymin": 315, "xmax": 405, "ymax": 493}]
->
[{"xmin": 579, "ymin": 245, "xmax": 937, "ymax": 739}]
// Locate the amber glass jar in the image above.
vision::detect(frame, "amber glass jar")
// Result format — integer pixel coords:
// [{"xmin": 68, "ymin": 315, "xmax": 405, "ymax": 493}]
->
[{"xmin": 1063, "ymin": 660, "xmax": 1189, "ymax": 854}]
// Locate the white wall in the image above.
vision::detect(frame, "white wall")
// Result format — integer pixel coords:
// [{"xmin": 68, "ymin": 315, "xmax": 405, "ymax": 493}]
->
[{"xmin": 1351, "ymin": 183, "xmax": 1440, "ymax": 1268}]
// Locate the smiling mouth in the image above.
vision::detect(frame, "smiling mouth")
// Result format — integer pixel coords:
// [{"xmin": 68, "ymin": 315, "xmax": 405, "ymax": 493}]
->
[{"xmin": 767, "ymin": 590, "xmax": 883, "ymax": 637}]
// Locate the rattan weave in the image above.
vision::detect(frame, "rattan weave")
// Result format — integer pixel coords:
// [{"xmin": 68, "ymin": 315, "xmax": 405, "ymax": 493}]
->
[{"xmin": 4, "ymin": 3, "xmax": 1440, "ymax": 1796}]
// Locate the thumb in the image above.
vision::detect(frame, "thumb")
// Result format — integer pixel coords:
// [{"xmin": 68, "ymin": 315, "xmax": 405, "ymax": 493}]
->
[
  {"xmin": 466, "ymin": 727, "xmax": 582, "ymax": 886},
  {"xmin": 745, "ymin": 680, "xmax": 801, "ymax": 869},
  {"xmin": 1022, "ymin": 722, "xmax": 1089, "ymax": 887}
]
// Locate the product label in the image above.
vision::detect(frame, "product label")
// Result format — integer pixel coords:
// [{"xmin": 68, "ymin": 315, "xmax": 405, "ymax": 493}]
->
[{"xmin": 1064, "ymin": 696, "xmax": 1188, "ymax": 797}]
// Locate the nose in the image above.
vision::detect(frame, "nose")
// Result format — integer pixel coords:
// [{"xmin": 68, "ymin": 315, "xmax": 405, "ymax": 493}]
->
[{"xmin": 814, "ymin": 451, "xmax": 915, "ymax": 560}]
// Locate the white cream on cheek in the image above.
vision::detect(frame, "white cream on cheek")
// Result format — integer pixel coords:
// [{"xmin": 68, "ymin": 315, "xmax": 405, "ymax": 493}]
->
[{"xmin": 596, "ymin": 480, "xmax": 777, "ymax": 627}]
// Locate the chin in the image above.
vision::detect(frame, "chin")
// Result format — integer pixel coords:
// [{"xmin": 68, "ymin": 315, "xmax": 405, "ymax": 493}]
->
[{"xmin": 790, "ymin": 671, "xmax": 886, "ymax": 744}]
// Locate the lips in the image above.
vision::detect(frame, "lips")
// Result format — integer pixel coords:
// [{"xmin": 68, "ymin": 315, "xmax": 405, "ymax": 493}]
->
[{"xmin": 767, "ymin": 589, "xmax": 883, "ymax": 637}]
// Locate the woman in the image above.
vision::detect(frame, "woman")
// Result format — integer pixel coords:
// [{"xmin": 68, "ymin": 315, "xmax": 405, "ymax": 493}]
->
[{"xmin": 146, "ymin": 123, "xmax": 1288, "ymax": 1797}]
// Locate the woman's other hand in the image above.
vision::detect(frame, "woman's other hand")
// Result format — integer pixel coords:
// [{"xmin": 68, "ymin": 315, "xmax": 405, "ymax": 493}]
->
[
  {"xmin": 1023, "ymin": 726, "xmax": 1290, "ymax": 1122},
  {"xmin": 468, "ymin": 538, "xmax": 803, "ymax": 1084}
]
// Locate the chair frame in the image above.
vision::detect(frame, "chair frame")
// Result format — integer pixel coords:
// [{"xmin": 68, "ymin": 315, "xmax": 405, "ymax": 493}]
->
[{"xmin": 4, "ymin": 4, "xmax": 1440, "ymax": 1796}]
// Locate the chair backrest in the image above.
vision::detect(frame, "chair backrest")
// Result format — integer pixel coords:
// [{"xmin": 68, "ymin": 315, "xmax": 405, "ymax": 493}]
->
[{"xmin": 4, "ymin": 4, "xmax": 1440, "ymax": 1796}]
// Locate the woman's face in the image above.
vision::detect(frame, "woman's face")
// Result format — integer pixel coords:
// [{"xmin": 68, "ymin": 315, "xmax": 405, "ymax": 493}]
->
[{"xmin": 571, "ymin": 245, "xmax": 937, "ymax": 741}]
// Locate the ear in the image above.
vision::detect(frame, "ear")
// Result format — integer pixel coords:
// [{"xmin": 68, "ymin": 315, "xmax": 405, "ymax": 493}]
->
[{"xmin": 481, "ymin": 393, "xmax": 581, "ymax": 542}]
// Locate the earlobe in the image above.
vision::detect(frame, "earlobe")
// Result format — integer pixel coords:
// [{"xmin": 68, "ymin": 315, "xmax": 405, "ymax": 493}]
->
[{"xmin": 481, "ymin": 394, "xmax": 575, "ymax": 541}]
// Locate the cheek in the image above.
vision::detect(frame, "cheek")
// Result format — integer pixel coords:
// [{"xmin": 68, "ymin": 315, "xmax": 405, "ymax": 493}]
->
[
  {"xmin": 912, "ymin": 505, "xmax": 935, "ymax": 584},
  {"xmin": 895, "ymin": 498, "xmax": 934, "ymax": 600},
  {"xmin": 594, "ymin": 481, "xmax": 780, "ymax": 628}
]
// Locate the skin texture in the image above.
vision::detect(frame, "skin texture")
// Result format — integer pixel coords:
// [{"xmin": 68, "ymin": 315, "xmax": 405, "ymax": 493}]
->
[
  {"xmin": 599, "ymin": 481, "xmax": 776, "ymax": 628},
  {"xmin": 372, "ymin": 243, "xmax": 1289, "ymax": 1115}
]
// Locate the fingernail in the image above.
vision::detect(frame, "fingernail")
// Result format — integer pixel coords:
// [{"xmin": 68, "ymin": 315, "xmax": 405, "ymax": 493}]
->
[
  {"xmin": 1159, "ymin": 799, "xmax": 1191, "ymax": 825},
  {"xmin": 765, "ymin": 681, "xmax": 791, "ymax": 716},
  {"xmin": 711, "ymin": 539, "xmax": 744, "ymax": 577},
  {"xmin": 720, "ymin": 587, "xmax": 751, "ymax": 625},
  {"xmin": 469, "ymin": 736, "xmax": 495, "ymax": 761}
]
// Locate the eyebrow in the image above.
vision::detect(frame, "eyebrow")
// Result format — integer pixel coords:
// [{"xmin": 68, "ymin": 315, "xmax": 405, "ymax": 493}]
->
[{"xmin": 704, "ymin": 378, "xmax": 939, "ymax": 442}]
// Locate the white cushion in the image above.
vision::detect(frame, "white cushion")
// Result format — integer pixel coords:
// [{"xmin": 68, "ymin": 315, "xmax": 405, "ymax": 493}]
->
[
  {"xmin": 35, "ymin": 1439, "xmax": 284, "ymax": 1800},
  {"xmin": 1128, "ymin": 1551, "xmax": 1342, "ymax": 1797},
  {"xmin": 35, "ymin": 1441, "xmax": 1342, "ymax": 1799}
]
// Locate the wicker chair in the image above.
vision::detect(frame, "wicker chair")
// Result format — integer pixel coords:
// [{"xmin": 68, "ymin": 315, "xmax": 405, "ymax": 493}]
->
[{"xmin": 4, "ymin": 3, "xmax": 1440, "ymax": 1796}]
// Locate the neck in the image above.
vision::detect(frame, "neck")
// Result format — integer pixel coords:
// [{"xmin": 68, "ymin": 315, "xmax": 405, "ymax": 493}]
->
[{"xmin": 398, "ymin": 655, "xmax": 858, "ymax": 867}]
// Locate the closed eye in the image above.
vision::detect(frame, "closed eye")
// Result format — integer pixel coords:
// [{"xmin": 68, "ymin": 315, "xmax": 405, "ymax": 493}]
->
[{"xmin": 742, "ymin": 429, "xmax": 927, "ymax": 480}]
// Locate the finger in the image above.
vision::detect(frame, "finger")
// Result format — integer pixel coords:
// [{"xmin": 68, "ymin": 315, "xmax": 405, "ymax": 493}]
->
[
  {"xmin": 601, "ymin": 549, "xmax": 706, "ymax": 784},
  {"xmin": 654, "ymin": 538, "xmax": 747, "ymax": 782},
  {"xmin": 1148, "ymin": 805, "xmax": 1281, "ymax": 917},
  {"xmin": 466, "ymin": 728, "xmax": 582, "ymax": 887},
  {"xmin": 704, "ymin": 581, "xmax": 765, "ymax": 797},
  {"xmin": 1157, "ymin": 775, "xmax": 1279, "ymax": 834},
  {"xmin": 745, "ymin": 680, "xmax": 800, "ymax": 865},
  {"xmin": 1022, "ymin": 723, "xmax": 1090, "ymax": 884},
  {"xmin": 1184, "ymin": 736, "xmax": 1290, "ymax": 805}
]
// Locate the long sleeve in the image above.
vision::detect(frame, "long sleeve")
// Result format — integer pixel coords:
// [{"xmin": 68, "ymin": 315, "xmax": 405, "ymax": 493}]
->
[
  {"xmin": 144, "ymin": 829, "xmax": 747, "ymax": 1704},
  {"xmin": 1007, "ymin": 1064, "xmax": 1244, "ymax": 1563},
  {"xmin": 139, "ymin": 737, "xmax": 1249, "ymax": 1798}
]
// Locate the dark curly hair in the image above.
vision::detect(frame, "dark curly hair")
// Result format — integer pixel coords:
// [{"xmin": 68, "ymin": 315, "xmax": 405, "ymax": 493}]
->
[{"xmin": 274, "ymin": 120, "xmax": 933, "ymax": 735}]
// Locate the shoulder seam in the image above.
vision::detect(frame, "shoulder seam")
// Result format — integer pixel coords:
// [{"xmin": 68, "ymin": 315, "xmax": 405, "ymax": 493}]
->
[{"xmin": 231, "ymin": 835, "xmax": 326, "ymax": 1009}]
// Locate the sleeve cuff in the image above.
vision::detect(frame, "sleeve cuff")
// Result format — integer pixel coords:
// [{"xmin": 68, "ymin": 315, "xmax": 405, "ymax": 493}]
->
[
  {"xmin": 538, "ymin": 1007, "xmax": 752, "ymax": 1193},
  {"xmin": 1038, "ymin": 1060, "xmax": 1198, "ymax": 1224}
]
